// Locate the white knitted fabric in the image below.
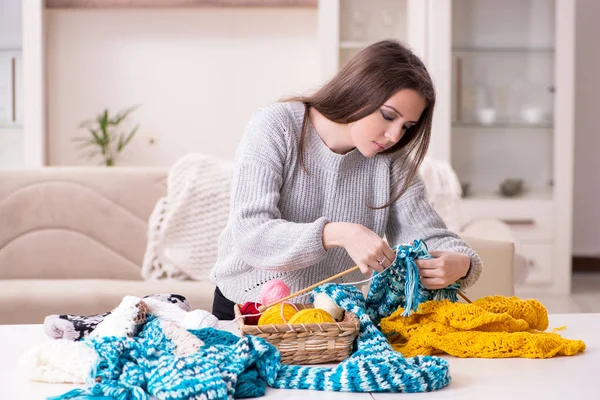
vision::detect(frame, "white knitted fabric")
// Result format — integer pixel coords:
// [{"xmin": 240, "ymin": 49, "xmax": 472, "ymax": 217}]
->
[
  {"xmin": 19, "ymin": 339, "xmax": 97, "ymax": 384},
  {"xmin": 90, "ymin": 296, "xmax": 144, "ymax": 338},
  {"xmin": 418, "ymin": 156, "xmax": 463, "ymax": 232},
  {"xmin": 144, "ymin": 297, "xmax": 219, "ymax": 330},
  {"xmin": 143, "ymin": 296, "xmax": 188, "ymax": 323},
  {"xmin": 159, "ymin": 321, "xmax": 204, "ymax": 356},
  {"xmin": 142, "ymin": 153, "xmax": 234, "ymax": 281}
]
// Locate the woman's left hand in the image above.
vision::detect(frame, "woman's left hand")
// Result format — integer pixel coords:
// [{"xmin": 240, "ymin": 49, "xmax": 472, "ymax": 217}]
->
[{"xmin": 415, "ymin": 251, "xmax": 471, "ymax": 289}]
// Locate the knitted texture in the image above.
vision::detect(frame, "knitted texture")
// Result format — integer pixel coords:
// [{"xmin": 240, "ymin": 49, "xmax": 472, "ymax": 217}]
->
[
  {"xmin": 48, "ymin": 321, "xmax": 279, "ymax": 400},
  {"xmin": 43, "ymin": 294, "xmax": 191, "ymax": 341},
  {"xmin": 418, "ymin": 156, "xmax": 463, "ymax": 232},
  {"xmin": 49, "ymin": 241, "xmax": 458, "ymax": 399},
  {"xmin": 270, "ymin": 284, "xmax": 451, "ymax": 393},
  {"xmin": 142, "ymin": 153, "xmax": 235, "ymax": 281},
  {"xmin": 366, "ymin": 240, "xmax": 459, "ymax": 323},
  {"xmin": 19, "ymin": 339, "xmax": 97, "ymax": 384},
  {"xmin": 381, "ymin": 296, "xmax": 586, "ymax": 358},
  {"xmin": 208, "ymin": 101, "xmax": 482, "ymax": 304},
  {"xmin": 89, "ymin": 296, "xmax": 149, "ymax": 339}
]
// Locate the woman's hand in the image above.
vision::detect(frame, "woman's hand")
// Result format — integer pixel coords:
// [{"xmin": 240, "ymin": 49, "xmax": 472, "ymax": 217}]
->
[
  {"xmin": 323, "ymin": 222, "xmax": 396, "ymax": 274},
  {"xmin": 415, "ymin": 251, "xmax": 470, "ymax": 289}
]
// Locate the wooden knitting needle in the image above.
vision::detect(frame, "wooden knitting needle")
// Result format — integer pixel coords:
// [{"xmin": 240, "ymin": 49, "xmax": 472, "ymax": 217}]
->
[
  {"xmin": 458, "ymin": 290, "xmax": 472, "ymax": 304},
  {"xmin": 257, "ymin": 261, "xmax": 473, "ymax": 312},
  {"xmin": 257, "ymin": 266, "xmax": 361, "ymax": 312}
]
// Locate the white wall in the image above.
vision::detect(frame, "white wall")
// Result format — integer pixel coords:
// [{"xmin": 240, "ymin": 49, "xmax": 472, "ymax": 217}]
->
[
  {"xmin": 0, "ymin": 0, "xmax": 21, "ymax": 49},
  {"xmin": 573, "ymin": 0, "xmax": 600, "ymax": 257},
  {"xmin": 0, "ymin": 127, "xmax": 23, "ymax": 168},
  {"xmin": 46, "ymin": 8, "xmax": 320, "ymax": 166},
  {"xmin": 0, "ymin": 0, "xmax": 23, "ymax": 169}
]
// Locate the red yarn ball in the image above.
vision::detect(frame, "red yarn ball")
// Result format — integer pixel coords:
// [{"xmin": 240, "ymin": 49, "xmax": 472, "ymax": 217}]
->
[{"xmin": 240, "ymin": 302, "xmax": 262, "ymax": 325}]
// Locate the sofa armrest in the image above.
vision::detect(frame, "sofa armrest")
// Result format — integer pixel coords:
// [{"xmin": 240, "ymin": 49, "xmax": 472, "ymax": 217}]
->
[{"xmin": 460, "ymin": 235, "xmax": 515, "ymax": 300}]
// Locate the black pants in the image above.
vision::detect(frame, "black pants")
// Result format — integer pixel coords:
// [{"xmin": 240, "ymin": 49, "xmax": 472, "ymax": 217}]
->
[{"xmin": 212, "ymin": 287, "xmax": 236, "ymax": 320}]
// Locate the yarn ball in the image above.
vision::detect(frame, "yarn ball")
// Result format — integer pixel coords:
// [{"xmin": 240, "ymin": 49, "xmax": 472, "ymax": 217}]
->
[
  {"xmin": 288, "ymin": 308, "xmax": 335, "ymax": 324},
  {"xmin": 240, "ymin": 302, "xmax": 262, "ymax": 325},
  {"xmin": 258, "ymin": 303, "xmax": 298, "ymax": 325},
  {"xmin": 182, "ymin": 309, "xmax": 219, "ymax": 330},
  {"xmin": 260, "ymin": 279, "xmax": 291, "ymax": 306},
  {"xmin": 313, "ymin": 292, "xmax": 345, "ymax": 321}
]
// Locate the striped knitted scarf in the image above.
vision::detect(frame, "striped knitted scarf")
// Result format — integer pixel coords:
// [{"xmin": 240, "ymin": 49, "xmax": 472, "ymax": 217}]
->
[{"xmin": 50, "ymin": 240, "xmax": 458, "ymax": 399}]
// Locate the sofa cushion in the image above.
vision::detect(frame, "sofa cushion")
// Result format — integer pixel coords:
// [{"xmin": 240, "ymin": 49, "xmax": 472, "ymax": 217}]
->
[{"xmin": 0, "ymin": 279, "xmax": 215, "ymax": 324}]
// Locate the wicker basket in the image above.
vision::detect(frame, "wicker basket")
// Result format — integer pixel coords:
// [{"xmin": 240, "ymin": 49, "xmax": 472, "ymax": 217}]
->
[{"xmin": 234, "ymin": 303, "xmax": 360, "ymax": 365}]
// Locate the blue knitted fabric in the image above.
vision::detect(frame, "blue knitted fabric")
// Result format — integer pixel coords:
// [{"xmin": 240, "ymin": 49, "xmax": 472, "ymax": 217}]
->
[
  {"xmin": 366, "ymin": 239, "xmax": 459, "ymax": 323},
  {"xmin": 271, "ymin": 283, "xmax": 451, "ymax": 393},
  {"xmin": 50, "ymin": 240, "xmax": 458, "ymax": 399},
  {"xmin": 48, "ymin": 321, "xmax": 280, "ymax": 400}
]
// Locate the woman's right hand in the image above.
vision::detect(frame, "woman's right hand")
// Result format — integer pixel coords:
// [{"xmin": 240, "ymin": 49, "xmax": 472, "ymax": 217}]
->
[{"xmin": 323, "ymin": 222, "xmax": 396, "ymax": 274}]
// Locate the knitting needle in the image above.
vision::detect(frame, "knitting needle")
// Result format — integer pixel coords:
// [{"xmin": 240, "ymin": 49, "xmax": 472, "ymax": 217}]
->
[
  {"xmin": 457, "ymin": 290, "xmax": 472, "ymax": 303},
  {"xmin": 257, "ymin": 266, "xmax": 361, "ymax": 312},
  {"xmin": 258, "ymin": 265, "xmax": 472, "ymax": 311}
]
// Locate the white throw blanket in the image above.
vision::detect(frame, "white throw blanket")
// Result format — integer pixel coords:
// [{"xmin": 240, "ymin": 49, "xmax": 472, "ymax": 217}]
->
[
  {"xmin": 141, "ymin": 153, "xmax": 234, "ymax": 281},
  {"xmin": 419, "ymin": 156, "xmax": 463, "ymax": 232}
]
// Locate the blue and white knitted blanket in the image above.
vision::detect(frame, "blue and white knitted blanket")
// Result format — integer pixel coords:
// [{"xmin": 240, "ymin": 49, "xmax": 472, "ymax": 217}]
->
[{"xmin": 50, "ymin": 240, "xmax": 457, "ymax": 399}]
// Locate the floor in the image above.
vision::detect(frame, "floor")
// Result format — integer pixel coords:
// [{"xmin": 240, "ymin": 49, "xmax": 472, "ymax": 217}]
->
[{"xmin": 517, "ymin": 272, "xmax": 600, "ymax": 314}]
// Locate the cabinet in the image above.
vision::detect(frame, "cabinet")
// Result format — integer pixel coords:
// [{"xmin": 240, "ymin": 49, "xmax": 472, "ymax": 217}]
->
[
  {"xmin": 0, "ymin": 50, "xmax": 22, "ymax": 128},
  {"xmin": 318, "ymin": 0, "xmax": 575, "ymax": 294},
  {"xmin": 319, "ymin": 0, "xmax": 428, "ymax": 81}
]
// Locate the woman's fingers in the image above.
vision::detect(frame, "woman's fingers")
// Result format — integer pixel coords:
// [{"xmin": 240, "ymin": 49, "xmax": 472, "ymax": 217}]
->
[
  {"xmin": 415, "ymin": 258, "xmax": 439, "ymax": 269},
  {"xmin": 358, "ymin": 264, "xmax": 372, "ymax": 275},
  {"xmin": 418, "ymin": 267, "xmax": 440, "ymax": 279},
  {"xmin": 421, "ymin": 277, "xmax": 446, "ymax": 290},
  {"xmin": 383, "ymin": 246, "xmax": 396, "ymax": 266},
  {"xmin": 371, "ymin": 259, "xmax": 384, "ymax": 273}
]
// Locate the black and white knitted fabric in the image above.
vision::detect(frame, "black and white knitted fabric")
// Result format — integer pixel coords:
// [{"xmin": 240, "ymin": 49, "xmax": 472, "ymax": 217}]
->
[{"xmin": 43, "ymin": 293, "xmax": 190, "ymax": 341}]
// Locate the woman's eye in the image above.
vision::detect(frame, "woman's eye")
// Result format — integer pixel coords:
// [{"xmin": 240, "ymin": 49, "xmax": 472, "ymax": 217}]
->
[{"xmin": 380, "ymin": 110, "xmax": 394, "ymax": 121}]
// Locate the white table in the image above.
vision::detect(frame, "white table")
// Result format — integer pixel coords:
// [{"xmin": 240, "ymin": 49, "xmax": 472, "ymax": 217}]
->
[{"xmin": 2, "ymin": 314, "xmax": 599, "ymax": 400}]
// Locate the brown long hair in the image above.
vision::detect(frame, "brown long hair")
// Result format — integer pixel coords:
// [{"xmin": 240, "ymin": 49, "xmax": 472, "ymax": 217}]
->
[{"xmin": 284, "ymin": 40, "xmax": 435, "ymax": 209}]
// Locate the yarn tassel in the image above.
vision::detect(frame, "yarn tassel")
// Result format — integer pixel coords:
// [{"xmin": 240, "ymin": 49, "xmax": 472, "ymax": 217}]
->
[
  {"xmin": 402, "ymin": 257, "xmax": 421, "ymax": 317},
  {"xmin": 398, "ymin": 240, "xmax": 461, "ymax": 317},
  {"xmin": 433, "ymin": 283, "xmax": 460, "ymax": 303}
]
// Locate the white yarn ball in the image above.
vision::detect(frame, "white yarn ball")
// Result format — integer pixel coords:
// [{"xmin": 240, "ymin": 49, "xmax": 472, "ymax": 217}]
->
[
  {"xmin": 182, "ymin": 309, "xmax": 219, "ymax": 330},
  {"xmin": 313, "ymin": 292, "xmax": 344, "ymax": 321}
]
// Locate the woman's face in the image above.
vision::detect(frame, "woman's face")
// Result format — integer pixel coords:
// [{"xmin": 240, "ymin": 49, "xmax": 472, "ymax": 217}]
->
[{"xmin": 349, "ymin": 89, "xmax": 426, "ymax": 158}]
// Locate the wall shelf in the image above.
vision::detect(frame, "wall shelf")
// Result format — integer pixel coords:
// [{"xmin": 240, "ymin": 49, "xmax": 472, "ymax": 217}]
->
[
  {"xmin": 453, "ymin": 122, "xmax": 554, "ymax": 129},
  {"xmin": 453, "ymin": 46, "xmax": 555, "ymax": 54}
]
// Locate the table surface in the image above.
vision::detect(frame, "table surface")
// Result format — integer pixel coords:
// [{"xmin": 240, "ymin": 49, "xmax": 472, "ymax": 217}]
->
[{"xmin": 2, "ymin": 314, "xmax": 599, "ymax": 400}]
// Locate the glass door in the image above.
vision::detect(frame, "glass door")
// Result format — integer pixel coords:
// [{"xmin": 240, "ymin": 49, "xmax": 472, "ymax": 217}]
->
[
  {"xmin": 0, "ymin": 0, "xmax": 23, "ymax": 168},
  {"xmin": 450, "ymin": 0, "xmax": 555, "ymax": 200},
  {"xmin": 338, "ymin": 0, "xmax": 409, "ymax": 67}
]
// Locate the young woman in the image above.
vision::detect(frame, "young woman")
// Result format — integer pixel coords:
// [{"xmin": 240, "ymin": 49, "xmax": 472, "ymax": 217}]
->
[{"xmin": 210, "ymin": 40, "xmax": 482, "ymax": 320}]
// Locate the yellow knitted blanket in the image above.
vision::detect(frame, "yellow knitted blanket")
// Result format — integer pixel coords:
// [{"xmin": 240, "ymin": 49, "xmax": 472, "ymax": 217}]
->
[{"xmin": 381, "ymin": 296, "xmax": 586, "ymax": 359}]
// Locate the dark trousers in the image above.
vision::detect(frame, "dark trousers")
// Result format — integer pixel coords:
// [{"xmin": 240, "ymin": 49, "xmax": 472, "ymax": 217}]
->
[{"xmin": 212, "ymin": 287, "xmax": 236, "ymax": 320}]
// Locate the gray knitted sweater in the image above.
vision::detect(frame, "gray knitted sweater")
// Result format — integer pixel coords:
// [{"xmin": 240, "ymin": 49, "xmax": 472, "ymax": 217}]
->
[{"xmin": 210, "ymin": 101, "xmax": 482, "ymax": 304}]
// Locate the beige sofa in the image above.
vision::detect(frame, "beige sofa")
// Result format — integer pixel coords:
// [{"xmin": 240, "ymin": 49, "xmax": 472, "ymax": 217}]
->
[{"xmin": 0, "ymin": 167, "xmax": 514, "ymax": 324}]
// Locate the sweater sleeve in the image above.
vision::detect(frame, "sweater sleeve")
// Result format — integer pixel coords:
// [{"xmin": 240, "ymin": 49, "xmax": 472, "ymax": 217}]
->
[
  {"xmin": 385, "ymin": 160, "xmax": 483, "ymax": 289},
  {"xmin": 229, "ymin": 104, "xmax": 329, "ymax": 272}
]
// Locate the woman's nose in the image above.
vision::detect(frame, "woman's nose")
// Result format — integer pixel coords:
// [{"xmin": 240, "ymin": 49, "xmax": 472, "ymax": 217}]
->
[{"xmin": 385, "ymin": 125, "xmax": 404, "ymax": 144}]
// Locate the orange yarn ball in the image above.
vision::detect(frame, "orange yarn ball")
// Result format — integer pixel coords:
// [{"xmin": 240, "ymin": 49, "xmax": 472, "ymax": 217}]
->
[{"xmin": 258, "ymin": 303, "xmax": 298, "ymax": 325}]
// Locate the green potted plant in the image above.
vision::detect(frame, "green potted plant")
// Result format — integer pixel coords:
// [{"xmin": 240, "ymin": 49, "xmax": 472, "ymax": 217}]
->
[{"xmin": 73, "ymin": 105, "xmax": 140, "ymax": 166}]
